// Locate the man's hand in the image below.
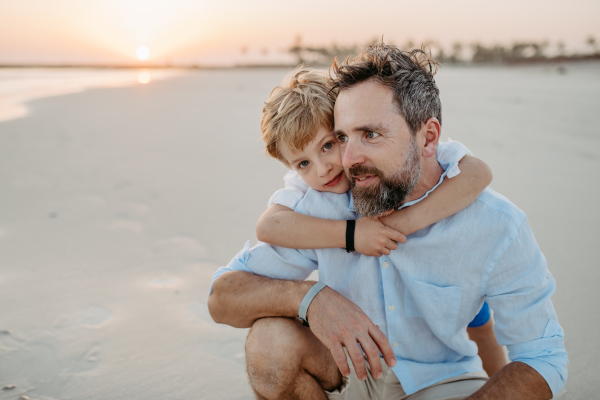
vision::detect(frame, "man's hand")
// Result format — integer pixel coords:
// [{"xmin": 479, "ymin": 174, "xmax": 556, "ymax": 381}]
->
[
  {"xmin": 355, "ymin": 217, "xmax": 406, "ymax": 257},
  {"xmin": 306, "ymin": 286, "xmax": 397, "ymax": 381}
]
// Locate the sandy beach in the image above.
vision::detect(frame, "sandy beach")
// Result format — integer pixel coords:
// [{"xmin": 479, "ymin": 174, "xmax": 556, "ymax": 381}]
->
[{"xmin": 0, "ymin": 63, "xmax": 598, "ymax": 399}]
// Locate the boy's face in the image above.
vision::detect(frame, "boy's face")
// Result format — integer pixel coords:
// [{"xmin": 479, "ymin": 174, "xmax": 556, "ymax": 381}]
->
[{"xmin": 279, "ymin": 125, "xmax": 350, "ymax": 194}]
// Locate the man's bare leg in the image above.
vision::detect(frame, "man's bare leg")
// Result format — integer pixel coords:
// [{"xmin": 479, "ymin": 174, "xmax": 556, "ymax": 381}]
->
[{"xmin": 245, "ymin": 317, "xmax": 343, "ymax": 400}]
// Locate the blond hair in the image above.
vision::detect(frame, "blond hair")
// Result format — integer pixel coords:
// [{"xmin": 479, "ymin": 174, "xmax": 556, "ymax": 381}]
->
[{"xmin": 261, "ymin": 68, "xmax": 336, "ymax": 167}]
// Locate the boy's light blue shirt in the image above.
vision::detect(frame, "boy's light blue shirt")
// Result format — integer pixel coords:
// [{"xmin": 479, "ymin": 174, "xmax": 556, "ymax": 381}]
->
[{"xmin": 211, "ymin": 141, "xmax": 568, "ymax": 396}]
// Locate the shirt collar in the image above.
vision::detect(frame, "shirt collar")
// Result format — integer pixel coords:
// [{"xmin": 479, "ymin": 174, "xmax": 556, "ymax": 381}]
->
[{"xmin": 348, "ymin": 163, "xmax": 454, "ymax": 213}]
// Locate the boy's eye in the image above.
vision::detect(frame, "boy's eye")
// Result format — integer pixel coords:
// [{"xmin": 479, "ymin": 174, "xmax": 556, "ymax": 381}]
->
[
  {"xmin": 337, "ymin": 134, "xmax": 348, "ymax": 143},
  {"xmin": 323, "ymin": 142, "xmax": 334, "ymax": 151},
  {"xmin": 366, "ymin": 131, "xmax": 380, "ymax": 139},
  {"xmin": 299, "ymin": 160, "xmax": 309, "ymax": 169}
]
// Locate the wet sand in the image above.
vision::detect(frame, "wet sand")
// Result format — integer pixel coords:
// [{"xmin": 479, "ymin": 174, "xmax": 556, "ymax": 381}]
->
[{"xmin": 0, "ymin": 63, "xmax": 598, "ymax": 399}]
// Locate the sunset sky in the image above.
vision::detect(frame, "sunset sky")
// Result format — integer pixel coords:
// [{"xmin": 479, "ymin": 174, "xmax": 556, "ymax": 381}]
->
[{"xmin": 1, "ymin": 0, "xmax": 598, "ymax": 66}]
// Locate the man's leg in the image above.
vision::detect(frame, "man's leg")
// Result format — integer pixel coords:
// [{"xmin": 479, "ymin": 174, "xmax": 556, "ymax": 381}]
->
[
  {"xmin": 405, "ymin": 373, "xmax": 488, "ymax": 400},
  {"xmin": 245, "ymin": 317, "xmax": 343, "ymax": 400}
]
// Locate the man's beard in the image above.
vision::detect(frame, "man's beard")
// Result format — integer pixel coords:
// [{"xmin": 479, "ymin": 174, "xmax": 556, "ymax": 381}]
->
[{"xmin": 349, "ymin": 137, "xmax": 422, "ymax": 218}]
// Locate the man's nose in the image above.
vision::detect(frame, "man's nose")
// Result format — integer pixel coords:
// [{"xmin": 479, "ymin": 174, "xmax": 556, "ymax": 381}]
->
[{"xmin": 341, "ymin": 139, "xmax": 366, "ymax": 169}]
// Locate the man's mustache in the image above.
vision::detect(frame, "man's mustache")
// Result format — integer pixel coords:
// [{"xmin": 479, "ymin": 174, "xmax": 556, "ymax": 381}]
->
[{"xmin": 348, "ymin": 165, "xmax": 383, "ymax": 179}]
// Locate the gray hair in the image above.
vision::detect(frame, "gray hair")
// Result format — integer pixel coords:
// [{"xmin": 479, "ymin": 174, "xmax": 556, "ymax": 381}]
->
[{"xmin": 330, "ymin": 43, "xmax": 441, "ymax": 134}]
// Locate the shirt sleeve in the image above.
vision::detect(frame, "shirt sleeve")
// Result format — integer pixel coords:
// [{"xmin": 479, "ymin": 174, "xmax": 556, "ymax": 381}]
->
[
  {"xmin": 436, "ymin": 140, "xmax": 474, "ymax": 178},
  {"xmin": 267, "ymin": 171, "xmax": 310, "ymax": 210},
  {"xmin": 483, "ymin": 216, "xmax": 568, "ymax": 397},
  {"xmin": 209, "ymin": 240, "xmax": 318, "ymax": 296}
]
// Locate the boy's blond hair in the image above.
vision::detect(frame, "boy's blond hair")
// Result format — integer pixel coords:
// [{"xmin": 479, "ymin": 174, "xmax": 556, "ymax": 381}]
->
[{"xmin": 261, "ymin": 68, "xmax": 336, "ymax": 167}]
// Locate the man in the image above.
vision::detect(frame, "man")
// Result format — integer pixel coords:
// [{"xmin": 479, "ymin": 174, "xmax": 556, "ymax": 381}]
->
[{"xmin": 208, "ymin": 44, "xmax": 567, "ymax": 399}]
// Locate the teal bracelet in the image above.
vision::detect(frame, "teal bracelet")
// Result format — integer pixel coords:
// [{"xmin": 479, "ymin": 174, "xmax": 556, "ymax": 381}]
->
[{"xmin": 298, "ymin": 281, "xmax": 327, "ymax": 327}]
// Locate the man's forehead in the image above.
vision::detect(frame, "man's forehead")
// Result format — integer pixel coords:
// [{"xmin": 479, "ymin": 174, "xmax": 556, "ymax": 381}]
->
[{"xmin": 334, "ymin": 80, "xmax": 397, "ymax": 130}]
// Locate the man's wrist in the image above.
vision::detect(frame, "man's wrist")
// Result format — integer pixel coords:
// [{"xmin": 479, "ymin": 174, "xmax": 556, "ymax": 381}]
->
[
  {"xmin": 298, "ymin": 281, "xmax": 327, "ymax": 326},
  {"xmin": 291, "ymin": 280, "xmax": 319, "ymax": 318}
]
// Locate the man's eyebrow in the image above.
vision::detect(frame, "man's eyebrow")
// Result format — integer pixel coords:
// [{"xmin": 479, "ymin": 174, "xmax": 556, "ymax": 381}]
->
[
  {"xmin": 355, "ymin": 124, "xmax": 388, "ymax": 133},
  {"xmin": 334, "ymin": 124, "xmax": 387, "ymax": 136}
]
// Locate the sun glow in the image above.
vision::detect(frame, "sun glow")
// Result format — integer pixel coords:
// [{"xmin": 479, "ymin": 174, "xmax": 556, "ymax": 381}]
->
[
  {"xmin": 137, "ymin": 71, "xmax": 150, "ymax": 84},
  {"xmin": 136, "ymin": 46, "xmax": 150, "ymax": 60}
]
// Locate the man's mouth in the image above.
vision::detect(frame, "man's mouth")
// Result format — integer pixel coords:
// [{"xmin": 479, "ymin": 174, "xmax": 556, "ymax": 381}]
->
[
  {"xmin": 325, "ymin": 171, "xmax": 344, "ymax": 187},
  {"xmin": 353, "ymin": 175, "xmax": 379, "ymax": 187}
]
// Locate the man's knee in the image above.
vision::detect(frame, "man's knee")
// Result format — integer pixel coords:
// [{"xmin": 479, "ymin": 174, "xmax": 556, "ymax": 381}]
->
[
  {"xmin": 246, "ymin": 317, "xmax": 306, "ymax": 366},
  {"xmin": 245, "ymin": 318, "xmax": 308, "ymax": 398}
]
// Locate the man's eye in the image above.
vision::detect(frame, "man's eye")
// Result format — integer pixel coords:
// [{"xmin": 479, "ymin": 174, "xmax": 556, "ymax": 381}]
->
[
  {"xmin": 337, "ymin": 135, "xmax": 348, "ymax": 143},
  {"xmin": 323, "ymin": 142, "xmax": 334, "ymax": 151},
  {"xmin": 366, "ymin": 131, "xmax": 380, "ymax": 139},
  {"xmin": 299, "ymin": 160, "xmax": 309, "ymax": 168}
]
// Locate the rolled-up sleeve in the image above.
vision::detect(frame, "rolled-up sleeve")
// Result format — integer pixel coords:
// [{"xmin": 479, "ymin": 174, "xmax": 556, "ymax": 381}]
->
[
  {"xmin": 209, "ymin": 240, "xmax": 319, "ymax": 295},
  {"xmin": 436, "ymin": 140, "xmax": 474, "ymax": 178},
  {"xmin": 483, "ymin": 216, "xmax": 568, "ymax": 396}
]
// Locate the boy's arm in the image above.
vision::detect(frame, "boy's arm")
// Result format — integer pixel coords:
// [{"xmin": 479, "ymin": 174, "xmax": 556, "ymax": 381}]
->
[
  {"xmin": 380, "ymin": 155, "xmax": 492, "ymax": 235},
  {"xmin": 257, "ymin": 204, "xmax": 406, "ymax": 257},
  {"xmin": 257, "ymin": 204, "xmax": 346, "ymax": 249}
]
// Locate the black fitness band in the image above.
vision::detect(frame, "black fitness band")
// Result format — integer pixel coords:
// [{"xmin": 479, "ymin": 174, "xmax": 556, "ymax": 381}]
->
[{"xmin": 346, "ymin": 220, "xmax": 356, "ymax": 253}]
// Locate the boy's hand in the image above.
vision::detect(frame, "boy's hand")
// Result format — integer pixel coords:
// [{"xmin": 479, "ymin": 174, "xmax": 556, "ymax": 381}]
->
[{"xmin": 354, "ymin": 217, "xmax": 407, "ymax": 257}]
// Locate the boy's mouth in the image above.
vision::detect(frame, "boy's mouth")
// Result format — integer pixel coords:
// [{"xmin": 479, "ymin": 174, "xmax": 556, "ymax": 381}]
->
[{"xmin": 325, "ymin": 171, "xmax": 344, "ymax": 187}]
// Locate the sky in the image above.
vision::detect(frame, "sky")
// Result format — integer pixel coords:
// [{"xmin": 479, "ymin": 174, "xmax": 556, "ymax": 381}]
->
[{"xmin": 0, "ymin": 0, "xmax": 599, "ymax": 66}]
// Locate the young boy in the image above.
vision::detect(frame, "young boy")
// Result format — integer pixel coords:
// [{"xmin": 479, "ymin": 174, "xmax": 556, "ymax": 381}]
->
[{"xmin": 256, "ymin": 68, "xmax": 506, "ymax": 376}]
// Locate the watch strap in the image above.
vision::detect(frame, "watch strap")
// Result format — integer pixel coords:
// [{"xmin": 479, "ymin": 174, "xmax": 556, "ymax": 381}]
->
[{"xmin": 298, "ymin": 281, "xmax": 327, "ymax": 327}]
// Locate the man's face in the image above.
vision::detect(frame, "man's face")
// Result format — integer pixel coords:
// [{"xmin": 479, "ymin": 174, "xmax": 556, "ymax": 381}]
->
[{"xmin": 334, "ymin": 79, "xmax": 422, "ymax": 217}]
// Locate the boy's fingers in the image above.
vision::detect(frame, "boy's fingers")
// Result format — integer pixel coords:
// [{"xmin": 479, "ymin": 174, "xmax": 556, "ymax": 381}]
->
[
  {"xmin": 384, "ymin": 228, "xmax": 406, "ymax": 244},
  {"xmin": 390, "ymin": 230, "xmax": 407, "ymax": 244}
]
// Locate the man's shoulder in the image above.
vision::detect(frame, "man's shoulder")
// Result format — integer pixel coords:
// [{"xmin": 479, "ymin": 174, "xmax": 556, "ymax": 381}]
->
[
  {"xmin": 295, "ymin": 189, "xmax": 354, "ymax": 220},
  {"xmin": 471, "ymin": 187, "xmax": 527, "ymax": 230}
]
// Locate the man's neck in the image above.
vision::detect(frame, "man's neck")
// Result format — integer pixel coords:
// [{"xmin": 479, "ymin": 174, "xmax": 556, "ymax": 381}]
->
[{"xmin": 403, "ymin": 159, "xmax": 444, "ymax": 204}]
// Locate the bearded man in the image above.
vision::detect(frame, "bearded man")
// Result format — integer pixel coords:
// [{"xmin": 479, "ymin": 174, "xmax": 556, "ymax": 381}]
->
[{"xmin": 208, "ymin": 44, "xmax": 567, "ymax": 400}]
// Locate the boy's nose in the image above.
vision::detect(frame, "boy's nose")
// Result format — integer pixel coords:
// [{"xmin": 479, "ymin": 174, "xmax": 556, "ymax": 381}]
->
[{"xmin": 317, "ymin": 160, "xmax": 333, "ymax": 177}]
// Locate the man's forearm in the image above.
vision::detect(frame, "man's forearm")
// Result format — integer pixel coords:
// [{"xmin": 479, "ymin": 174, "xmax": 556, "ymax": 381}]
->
[
  {"xmin": 467, "ymin": 361, "xmax": 552, "ymax": 400},
  {"xmin": 208, "ymin": 271, "xmax": 314, "ymax": 328}
]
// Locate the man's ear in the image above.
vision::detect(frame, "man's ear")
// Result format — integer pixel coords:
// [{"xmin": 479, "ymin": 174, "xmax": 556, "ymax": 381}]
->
[{"xmin": 420, "ymin": 117, "xmax": 441, "ymax": 158}]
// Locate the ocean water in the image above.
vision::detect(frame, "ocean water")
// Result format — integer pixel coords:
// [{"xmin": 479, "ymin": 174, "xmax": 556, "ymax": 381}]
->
[
  {"xmin": 0, "ymin": 68, "xmax": 185, "ymax": 122},
  {"xmin": 0, "ymin": 63, "xmax": 598, "ymax": 399}
]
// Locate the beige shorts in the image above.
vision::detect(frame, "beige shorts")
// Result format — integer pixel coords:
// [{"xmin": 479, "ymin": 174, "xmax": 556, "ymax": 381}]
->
[{"xmin": 325, "ymin": 356, "xmax": 488, "ymax": 400}]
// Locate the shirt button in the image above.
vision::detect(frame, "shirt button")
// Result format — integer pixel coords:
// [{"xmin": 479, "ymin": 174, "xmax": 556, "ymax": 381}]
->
[
  {"xmin": 393, "ymin": 342, "xmax": 399, "ymax": 347},
  {"xmin": 383, "ymin": 262, "xmax": 389, "ymax": 268},
  {"xmin": 389, "ymin": 305, "xmax": 395, "ymax": 312}
]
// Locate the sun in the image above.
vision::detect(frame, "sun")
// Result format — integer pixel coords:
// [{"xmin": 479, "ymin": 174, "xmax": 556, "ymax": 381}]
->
[{"xmin": 136, "ymin": 46, "xmax": 150, "ymax": 61}]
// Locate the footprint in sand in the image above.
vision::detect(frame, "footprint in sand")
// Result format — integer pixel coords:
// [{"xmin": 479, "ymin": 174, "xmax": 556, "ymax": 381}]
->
[
  {"xmin": 77, "ymin": 306, "xmax": 114, "ymax": 328},
  {"xmin": 70, "ymin": 344, "xmax": 101, "ymax": 373}
]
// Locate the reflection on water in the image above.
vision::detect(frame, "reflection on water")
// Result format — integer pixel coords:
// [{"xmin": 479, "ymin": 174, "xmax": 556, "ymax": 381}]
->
[
  {"xmin": 138, "ymin": 71, "xmax": 151, "ymax": 84},
  {"xmin": 0, "ymin": 68, "xmax": 185, "ymax": 123}
]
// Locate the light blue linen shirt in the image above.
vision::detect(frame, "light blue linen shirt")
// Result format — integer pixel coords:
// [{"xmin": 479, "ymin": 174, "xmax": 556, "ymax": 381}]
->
[{"xmin": 210, "ymin": 142, "xmax": 568, "ymax": 396}]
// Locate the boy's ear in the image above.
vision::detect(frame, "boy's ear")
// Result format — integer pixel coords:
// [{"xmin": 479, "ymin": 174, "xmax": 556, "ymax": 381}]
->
[{"xmin": 421, "ymin": 117, "xmax": 441, "ymax": 158}]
